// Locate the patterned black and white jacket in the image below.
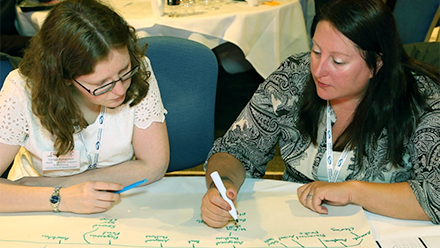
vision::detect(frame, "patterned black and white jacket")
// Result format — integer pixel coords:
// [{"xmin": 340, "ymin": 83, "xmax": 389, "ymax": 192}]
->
[{"xmin": 206, "ymin": 52, "xmax": 440, "ymax": 224}]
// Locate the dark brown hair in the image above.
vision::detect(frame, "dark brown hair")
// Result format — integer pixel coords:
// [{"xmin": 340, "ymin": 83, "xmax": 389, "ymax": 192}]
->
[{"xmin": 298, "ymin": 0, "xmax": 439, "ymax": 168}]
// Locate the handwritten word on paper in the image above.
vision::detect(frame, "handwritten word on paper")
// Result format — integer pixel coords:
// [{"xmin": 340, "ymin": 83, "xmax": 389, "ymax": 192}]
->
[{"xmin": 0, "ymin": 191, "xmax": 376, "ymax": 247}]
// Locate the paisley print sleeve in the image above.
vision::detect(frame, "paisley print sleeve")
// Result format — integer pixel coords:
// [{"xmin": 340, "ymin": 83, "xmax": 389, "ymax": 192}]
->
[
  {"xmin": 408, "ymin": 76, "xmax": 440, "ymax": 224},
  {"xmin": 205, "ymin": 53, "xmax": 311, "ymax": 178}
]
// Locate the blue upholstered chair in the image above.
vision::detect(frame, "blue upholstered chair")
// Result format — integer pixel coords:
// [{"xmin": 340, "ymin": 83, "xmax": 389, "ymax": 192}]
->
[
  {"xmin": 0, "ymin": 53, "xmax": 19, "ymax": 179},
  {"xmin": 0, "ymin": 58, "xmax": 12, "ymax": 90},
  {"xmin": 137, "ymin": 36, "xmax": 218, "ymax": 173},
  {"xmin": 0, "ymin": 58, "xmax": 11, "ymax": 178},
  {"xmin": 1, "ymin": 53, "xmax": 22, "ymax": 89},
  {"xmin": 393, "ymin": 0, "xmax": 440, "ymax": 44}
]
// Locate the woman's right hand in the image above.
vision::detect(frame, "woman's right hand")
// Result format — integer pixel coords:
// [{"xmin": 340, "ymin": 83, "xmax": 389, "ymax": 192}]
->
[
  {"xmin": 201, "ymin": 185, "xmax": 238, "ymax": 228},
  {"xmin": 59, "ymin": 181, "xmax": 123, "ymax": 214}
]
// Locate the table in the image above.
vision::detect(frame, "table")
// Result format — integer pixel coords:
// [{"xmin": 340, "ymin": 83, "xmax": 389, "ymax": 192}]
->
[
  {"xmin": 15, "ymin": 0, "xmax": 314, "ymax": 78},
  {"xmin": 0, "ymin": 177, "xmax": 438, "ymax": 247}
]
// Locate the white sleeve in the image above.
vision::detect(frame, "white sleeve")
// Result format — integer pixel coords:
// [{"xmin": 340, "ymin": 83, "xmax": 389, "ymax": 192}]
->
[
  {"xmin": 0, "ymin": 70, "xmax": 29, "ymax": 146},
  {"xmin": 134, "ymin": 57, "xmax": 167, "ymax": 129}
]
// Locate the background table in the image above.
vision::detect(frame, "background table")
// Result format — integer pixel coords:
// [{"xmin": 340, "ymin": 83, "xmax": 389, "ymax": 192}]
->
[
  {"xmin": 0, "ymin": 177, "xmax": 438, "ymax": 247},
  {"xmin": 16, "ymin": 0, "xmax": 314, "ymax": 78}
]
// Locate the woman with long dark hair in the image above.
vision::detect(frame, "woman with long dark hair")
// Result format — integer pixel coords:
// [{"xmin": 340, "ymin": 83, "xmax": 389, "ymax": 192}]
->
[{"xmin": 201, "ymin": 0, "xmax": 440, "ymax": 227}]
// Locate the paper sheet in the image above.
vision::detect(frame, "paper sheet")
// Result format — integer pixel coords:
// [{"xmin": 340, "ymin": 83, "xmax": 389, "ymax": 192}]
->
[
  {"xmin": 377, "ymin": 236, "xmax": 440, "ymax": 248},
  {"xmin": 0, "ymin": 191, "xmax": 377, "ymax": 247}
]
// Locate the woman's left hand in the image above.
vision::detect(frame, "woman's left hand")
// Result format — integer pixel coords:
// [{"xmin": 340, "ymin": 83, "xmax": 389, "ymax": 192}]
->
[{"xmin": 297, "ymin": 181, "xmax": 354, "ymax": 214}]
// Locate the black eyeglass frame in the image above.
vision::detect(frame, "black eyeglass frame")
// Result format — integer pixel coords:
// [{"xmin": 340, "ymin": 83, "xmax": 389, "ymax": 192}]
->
[{"xmin": 73, "ymin": 64, "xmax": 140, "ymax": 96}]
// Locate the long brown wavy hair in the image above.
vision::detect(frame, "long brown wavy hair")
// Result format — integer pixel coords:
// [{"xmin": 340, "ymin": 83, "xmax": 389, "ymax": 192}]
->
[{"xmin": 19, "ymin": 0, "xmax": 150, "ymax": 156}]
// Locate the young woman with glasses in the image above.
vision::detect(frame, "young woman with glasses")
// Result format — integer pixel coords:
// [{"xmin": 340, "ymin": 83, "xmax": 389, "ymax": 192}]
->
[{"xmin": 0, "ymin": 0, "xmax": 169, "ymax": 213}]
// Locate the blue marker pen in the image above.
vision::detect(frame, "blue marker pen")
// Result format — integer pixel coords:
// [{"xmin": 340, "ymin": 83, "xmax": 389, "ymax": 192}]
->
[{"xmin": 114, "ymin": 178, "xmax": 148, "ymax": 194}]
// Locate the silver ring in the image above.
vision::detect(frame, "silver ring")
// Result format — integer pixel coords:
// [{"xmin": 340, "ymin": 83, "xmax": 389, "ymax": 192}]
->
[{"xmin": 307, "ymin": 194, "xmax": 313, "ymax": 199}]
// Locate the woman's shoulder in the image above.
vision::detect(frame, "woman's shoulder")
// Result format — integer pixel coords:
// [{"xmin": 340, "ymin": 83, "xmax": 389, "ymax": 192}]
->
[
  {"xmin": 1, "ymin": 69, "xmax": 28, "ymax": 97},
  {"xmin": 264, "ymin": 52, "xmax": 311, "ymax": 90},
  {"xmin": 0, "ymin": 69, "xmax": 30, "ymax": 126},
  {"xmin": 133, "ymin": 57, "xmax": 167, "ymax": 129},
  {"xmin": 285, "ymin": 52, "xmax": 311, "ymax": 64},
  {"xmin": 414, "ymin": 73, "xmax": 440, "ymax": 107},
  {"xmin": 255, "ymin": 52, "xmax": 310, "ymax": 111},
  {"xmin": 267, "ymin": 52, "xmax": 311, "ymax": 81},
  {"xmin": 282, "ymin": 52, "xmax": 311, "ymax": 70}
]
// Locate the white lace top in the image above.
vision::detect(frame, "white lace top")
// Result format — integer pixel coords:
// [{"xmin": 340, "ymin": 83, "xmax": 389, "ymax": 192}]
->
[{"xmin": 0, "ymin": 57, "xmax": 167, "ymax": 180}]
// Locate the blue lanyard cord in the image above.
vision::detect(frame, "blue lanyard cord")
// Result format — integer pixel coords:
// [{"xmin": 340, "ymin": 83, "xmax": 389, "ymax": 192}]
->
[
  {"xmin": 326, "ymin": 101, "xmax": 350, "ymax": 183},
  {"xmin": 77, "ymin": 106, "xmax": 106, "ymax": 170}
]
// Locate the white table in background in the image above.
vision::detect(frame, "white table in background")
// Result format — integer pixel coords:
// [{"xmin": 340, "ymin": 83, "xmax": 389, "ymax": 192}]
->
[{"xmin": 16, "ymin": 0, "xmax": 314, "ymax": 78}]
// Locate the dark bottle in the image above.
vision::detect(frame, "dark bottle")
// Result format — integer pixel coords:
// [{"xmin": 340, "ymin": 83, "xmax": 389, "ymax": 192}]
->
[
  {"xmin": 167, "ymin": 0, "xmax": 180, "ymax": 5},
  {"xmin": 167, "ymin": 0, "xmax": 180, "ymax": 17}
]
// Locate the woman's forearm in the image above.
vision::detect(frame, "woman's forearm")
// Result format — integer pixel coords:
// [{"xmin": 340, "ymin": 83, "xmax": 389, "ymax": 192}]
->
[
  {"xmin": 18, "ymin": 159, "xmax": 168, "ymax": 188},
  {"xmin": 349, "ymin": 180, "xmax": 430, "ymax": 221},
  {"xmin": 0, "ymin": 179, "xmax": 56, "ymax": 212},
  {"xmin": 205, "ymin": 153, "xmax": 246, "ymax": 191}
]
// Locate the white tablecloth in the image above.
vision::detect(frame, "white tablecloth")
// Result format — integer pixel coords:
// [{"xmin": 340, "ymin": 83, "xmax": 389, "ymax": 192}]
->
[
  {"xmin": 15, "ymin": 0, "xmax": 313, "ymax": 78},
  {"xmin": 0, "ymin": 177, "xmax": 438, "ymax": 247}
]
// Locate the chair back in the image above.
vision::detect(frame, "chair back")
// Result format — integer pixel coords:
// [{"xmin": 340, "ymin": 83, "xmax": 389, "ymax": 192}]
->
[
  {"xmin": 137, "ymin": 36, "xmax": 218, "ymax": 172},
  {"xmin": 0, "ymin": 54, "xmax": 14, "ymax": 178},
  {"xmin": 404, "ymin": 42, "xmax": 440, "ymax": 69},
  {"xmin": 0, "ymin": 59, "xmax": 12, "ymax": 90},
  {"xmin": 393, "ymin": 0, "xmax": 440, "ymax": 44},
  {"xmin": 1, "ymin": 52, "xmax": 22, "ymax": 90}
]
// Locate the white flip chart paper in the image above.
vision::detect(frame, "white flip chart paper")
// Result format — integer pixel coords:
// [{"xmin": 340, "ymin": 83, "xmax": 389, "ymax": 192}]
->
[{"xmin": 0, "ymin": 189, "xmax": 376, "ymax": 247}]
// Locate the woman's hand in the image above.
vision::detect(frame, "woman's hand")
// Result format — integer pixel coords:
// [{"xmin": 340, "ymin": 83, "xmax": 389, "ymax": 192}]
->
[
  {"xmin": 297, "ymin": 181, "xmax": 354, "ymax": 214},
  {"xmin": 201, "ymin": 185, "xmax": 238, "ymax": 228},
  {"xmin": 59, "ymin": 181, "xmax": 123, "ymax": 214}
]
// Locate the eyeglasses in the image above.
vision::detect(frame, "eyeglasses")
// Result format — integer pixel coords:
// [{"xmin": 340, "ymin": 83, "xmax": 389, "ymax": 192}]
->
[{"xmin": 73, "ymin": 65, "xmax": 140, "ymax": 96}]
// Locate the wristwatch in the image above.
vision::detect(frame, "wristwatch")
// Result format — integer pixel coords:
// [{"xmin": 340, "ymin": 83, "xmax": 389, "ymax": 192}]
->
[{"xmin": 49, "ymin": 187, "xmax": 61, "ymax": 213}]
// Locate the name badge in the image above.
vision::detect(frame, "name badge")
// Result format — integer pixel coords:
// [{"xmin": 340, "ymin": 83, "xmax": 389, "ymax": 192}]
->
[{"xmin": 42, "ymin": 150, "xmax": 81, "ymax": 171}]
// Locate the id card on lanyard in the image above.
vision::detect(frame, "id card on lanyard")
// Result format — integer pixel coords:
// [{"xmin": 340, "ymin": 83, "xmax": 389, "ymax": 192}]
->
[
  {"xmin": 326, "ymin": 101, "xmax": 349, "ymax": 183},
  {"xmin": 77, "ymin": 106, "xmax": 106, "ymax": 170},
  {"xmin": 42, "ymin": 150, "xmax": 80, "ymax": 171}
]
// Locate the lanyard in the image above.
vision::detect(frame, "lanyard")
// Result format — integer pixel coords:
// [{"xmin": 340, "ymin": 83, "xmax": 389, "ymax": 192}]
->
[
  {"xmin": 326, "ymin": 101, "xmax": 350, "ymax": 183},
  {"xmin": 77, "ymin": 106, "xmax": 106, "ymax": 169}
]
